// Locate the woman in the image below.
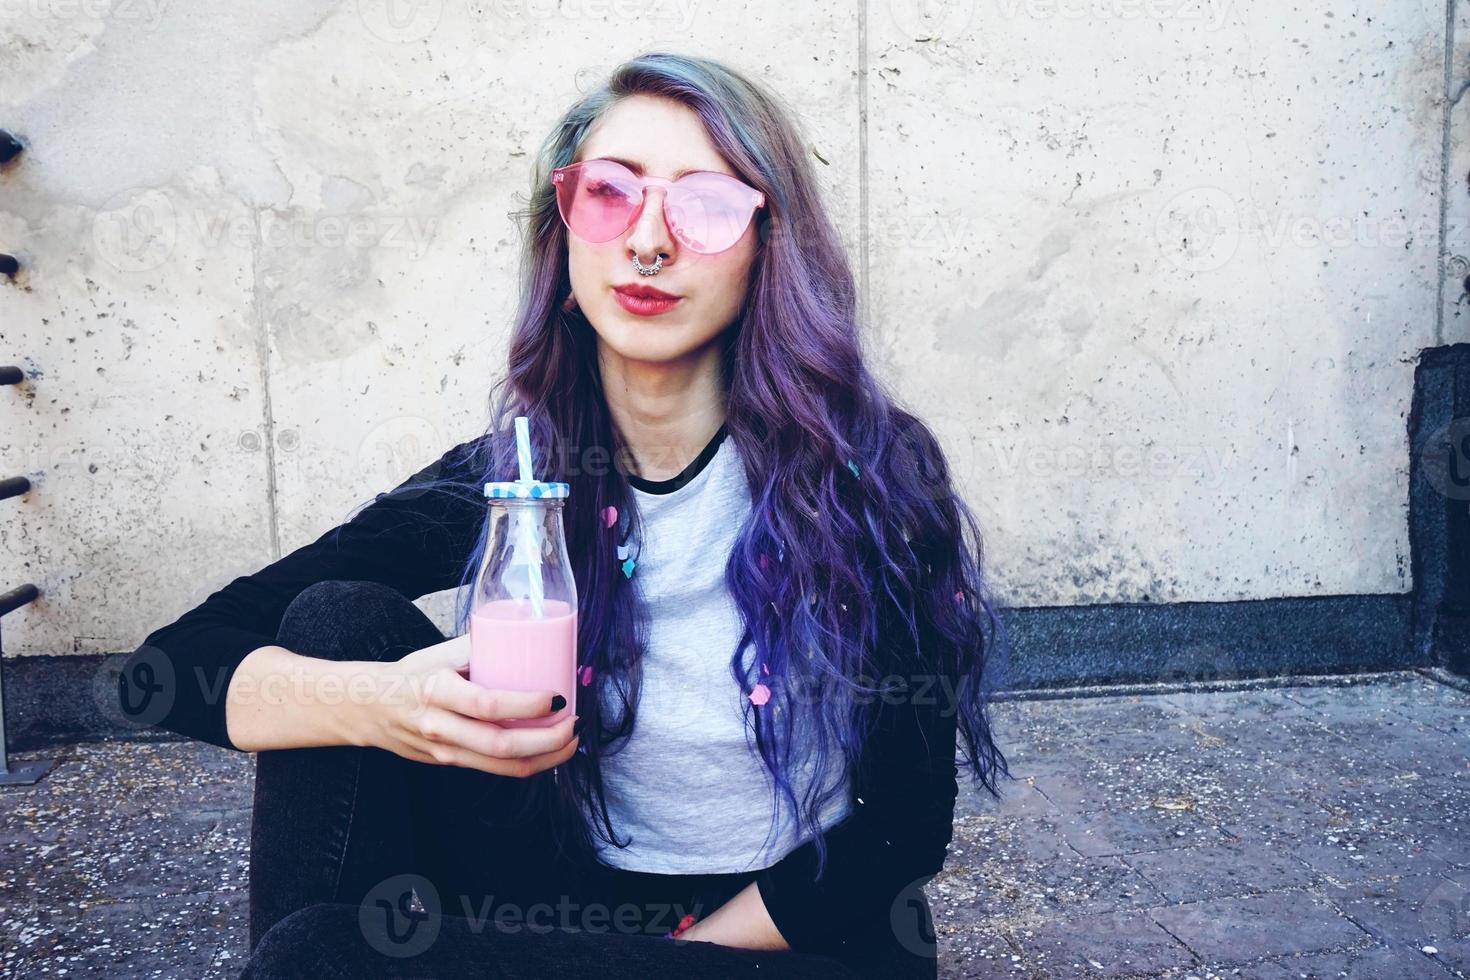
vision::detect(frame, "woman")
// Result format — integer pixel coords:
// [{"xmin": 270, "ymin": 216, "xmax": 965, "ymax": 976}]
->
[{"xmin": 121, "ymin": 51, "xmax": 1010, "ymax": 979}]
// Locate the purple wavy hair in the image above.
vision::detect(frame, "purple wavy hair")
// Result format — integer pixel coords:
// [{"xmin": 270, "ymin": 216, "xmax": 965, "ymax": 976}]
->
[{"xmin": 366, "ymin": 51, "xmax": 1011, "ymax": 881}]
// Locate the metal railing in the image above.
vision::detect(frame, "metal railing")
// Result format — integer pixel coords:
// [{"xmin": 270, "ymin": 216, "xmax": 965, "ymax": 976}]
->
[{"xmin": 1, "ymin": 129, "xmax": 57, "ymax": 785}]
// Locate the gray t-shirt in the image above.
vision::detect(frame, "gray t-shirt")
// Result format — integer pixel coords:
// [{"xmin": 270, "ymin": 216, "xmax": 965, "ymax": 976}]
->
[{"xmin": 583, "ymin": 427, "xmax": 854, "ymax": 874}]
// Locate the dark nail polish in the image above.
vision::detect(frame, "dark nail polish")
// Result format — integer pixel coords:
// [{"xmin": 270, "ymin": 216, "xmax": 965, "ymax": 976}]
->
[
  {"xmin": 550, "ymin": 694, "xmax": 567, "ymax": 712},
  {"xmin": 0, "ymin": 130, "xmax": 23, "ymax": 165}
]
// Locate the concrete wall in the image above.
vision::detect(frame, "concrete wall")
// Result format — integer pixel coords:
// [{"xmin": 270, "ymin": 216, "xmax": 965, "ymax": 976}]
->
[{"xmin": 1, "ymin": 1, "xmax": 1463, "ymax": 663}]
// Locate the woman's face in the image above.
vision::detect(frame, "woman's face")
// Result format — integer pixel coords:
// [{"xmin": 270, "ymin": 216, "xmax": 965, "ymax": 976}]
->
[{"xmin": 564, "ymin": 94, "xmax": 760, "ymax": 367}]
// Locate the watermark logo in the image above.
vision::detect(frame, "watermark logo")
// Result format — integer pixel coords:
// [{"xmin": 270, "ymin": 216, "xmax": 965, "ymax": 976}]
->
[
  {"xmin": 355, "ymin": 0, "xmax": 443, "ymax": 43},
  {"xmin": 1420, "ymin": 877, "xmax": 1470, "ymax": 945},
  {"xmin": 889, "ymin": 876, "xmax": 939, "ymax": 957},
  {"xmin": 98, "ymin": 645, "xmax": 176, "ymax": 728},
  {"xmin": 1416, "ymin": 417, "xmax": 1470, "ymax": 502},
  {"xmin": 991, "ymin": 0, "xmax": 1234, "ymax": 30},
  {"xmin": 93, "ymin": 188, "xmax": 177, "ymax": 274},
  {"xmin": 1159, "ymin": 640, "xmax": 1239, "ymax": 685},
  {"xmin": 485, "ymin": 0, "xmax": 700, "ymax": 30},
  {"xmin": 1156, "ymin": 187, "xmax": 1240, "ymax": 273},
  {"xmin": 356, "ymin": 415, "xmax": 446, "ymax": 500},
  {"xmin": 359, "ymin": 873, "xmax": 442, "ymax": 957},
  {"xmin": 886, "ymin": 0, "xmax": 977, "ymax": 39}
]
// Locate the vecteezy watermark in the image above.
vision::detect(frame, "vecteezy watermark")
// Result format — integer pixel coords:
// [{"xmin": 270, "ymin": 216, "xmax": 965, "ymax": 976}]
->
[
  {"xmin": 0, "ymin": 0, "xmax": 170, "ymax": 29},
  {"xmin": 885, "ymin": 0, "xmax": 978, "ymax": 39},
  {"xmin": 482, "ymin": 0, "xmax": 702, "ymax": 30},
  {"xmin": 93, "ymin": 188, "xmax": 178, "ymax": 274},
  {"xmin": 95, "ymin": 646, "xmax": 177, "ymax": 729},
  {"xmin": 357, "ymin": 875, "xmax": 703, "ymax": 957},
  {"xmin": 889, "ymin": 876, "xmax": 940, "ymax": 958},
  {"xmin": 1414, "ymin": 416, "xmax": 1470, "ymax": 502},
  {"xmin": 1155, "ymin": 187, "xmax": 1240, "ymax": 273},
  {"xmin": 360, "ymin": 874, "xmax": 442, "ymax": 958},
  {"xmin": 1159, "ymin": 641, "xmax": 1239, "ymax": 685},
  {"xmin": 354, "ymin": 0, "xmax": 444, "ymax": 43},
  {"xmin": 94, "ymin": 643, "xmax": 472, "ymax": 728},
  {"xmin": 354, "ymin": 415, "xmax": 447, "ymax": 501},
  {"xmin": 757, "ymin": 209, "xmax": 987, "ymax": 264},
  {"xmin": 91, "ymin": 187, "xmax": 440, "ymax": 274},
  {"xmin": 990, "ymin": 0, "xmax": 1234, "ymax": 30},
  {"xmin": 983, "ymin": 437, "xmax": 1237, "ymax": 489},
  {"xmin": 782, "ymin": 669, "xmax": 967, "ymax": 717},
  {"xmin": 1419, "ymin": 876, "xmax": 1470, "ymax": 949},
  {"xmin": 1156, "ymin": 186, "xmax": 1439, "ymax": 273},
  {"xmin": 12, "ymin": 429, "xmax": 208, "ymax": 482}
]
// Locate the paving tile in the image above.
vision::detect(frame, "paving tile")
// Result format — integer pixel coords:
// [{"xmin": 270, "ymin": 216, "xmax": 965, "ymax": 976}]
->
[
  {"xmin": 956, "ymin": 777, "xmax": 1058, "ymax": 820},
  {"xmin": 1044, "ymin": 694, "xmax": 1196, "ymax": 734},
  {"xmin": 940, "ymin": 848, "xmax": 1165, "ymax": 924},
  {"xmin": 1207, "ymin": 942, "xmax": 1455, "ymax": 979},
  {"xmin": 1047, "ymin": 805, "xmax": 1231, "ymax": 858},
  {"xmin": 1016, "ymin": 909, "xmax": 1196, "ymax": 977},
  {"xmin": 0, "ymin": 892, "xmax": 234, "ymax": 980},
  {"xmin": 935, "ymin": 926, "xmax": 1023, "ymax": 979},
  {"xmin": 1147, "ymin": 891, "xmax": 1371, "ymax": 964},
  {"xmin": 5, "ymin": 673, "xmax": 1469, "ymax": 978},
  {"xmin": 1322, "ymin": 871, "xmax": 1470, "ymax": 949},
  {"xmin": 1122, "ymin": 841, "xmax": 1317, "ymax": 903}
]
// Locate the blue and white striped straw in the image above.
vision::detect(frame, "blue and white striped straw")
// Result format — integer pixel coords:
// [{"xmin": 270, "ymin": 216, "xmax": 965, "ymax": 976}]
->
[
  {"xmin": 512, "ymin": 416, "xmax": 545, "ymax": 618},
  {"xmin": 514, "ymin": 416, "xmax": 535, "ymax": 483}
]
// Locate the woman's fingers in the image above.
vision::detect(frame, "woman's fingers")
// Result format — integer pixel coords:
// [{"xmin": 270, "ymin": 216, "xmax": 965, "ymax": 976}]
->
[
  {"xmin": 420, "ymin": 726, "xmax": 581, "ymax": 778},
  {"xmin": 427, "ymin": 667, "xmax": 564, "ymax": 725},
  {"xmin": 416, "ymin": 705, "xmax": 577, "ymax": 761},
  {"xmin": 371, "ymin": 633, "xmax": 580, "ymax": 777},
  {"xmin": 411, "ymin": 632, "xmax": 472, "ymax": 673}
]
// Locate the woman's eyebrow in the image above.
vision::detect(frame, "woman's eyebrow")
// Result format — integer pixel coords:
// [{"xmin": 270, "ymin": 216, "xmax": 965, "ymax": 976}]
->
[{"xmin": 595, "ymin": 155, "xmax": 727, "ymax": 179}]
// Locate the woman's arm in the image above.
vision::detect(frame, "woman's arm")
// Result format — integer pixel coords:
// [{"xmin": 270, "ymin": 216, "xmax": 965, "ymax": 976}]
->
[
  {"xmin": 676, "ymin": 880, "xmax": 788, "ymax": 950},
  {"xmin": 222, "ymin": 644, "xmax": 378, "ymax": 752},
  {"xmin": 680, "ymin": 684, "xmax": 958, "ymax": 955},
  {"xmin": 754, "ymin": 703, "xmax": 958, "ymax": 955},
  {"xmin": 673, "ymin": 604, "xmax": 960, "ymax": 955},
  {"xmin": 119, "ymin": 434, "xmax": 490, "ymax": 751},
  {"xmin": 747, "ymin": 623, "xmax": 962, "ymax": 957}
]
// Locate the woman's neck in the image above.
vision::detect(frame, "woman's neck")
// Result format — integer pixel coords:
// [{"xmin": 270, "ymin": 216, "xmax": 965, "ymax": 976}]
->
[{"xmin": 598, "ymin": 341, "xmax": 727, "ymax": 483}]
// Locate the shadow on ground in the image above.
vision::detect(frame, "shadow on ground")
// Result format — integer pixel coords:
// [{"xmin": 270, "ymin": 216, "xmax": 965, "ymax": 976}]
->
[{"xmin": 0, "ymin": 670, "xmax": 1466, "ymax": 978}]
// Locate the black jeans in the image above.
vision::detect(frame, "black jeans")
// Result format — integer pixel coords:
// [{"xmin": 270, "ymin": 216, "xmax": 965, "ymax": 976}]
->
[{"xmin": 238, "ymin": 580, "xmax": 865, "ymax": 979}]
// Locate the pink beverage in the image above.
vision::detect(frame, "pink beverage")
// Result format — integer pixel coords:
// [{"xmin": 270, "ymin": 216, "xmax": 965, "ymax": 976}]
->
[
  {"xmin": 468, "ymin": 597, "xmax": 577, "ymax": 729},
  {"xmin": 472, "ymin": 418, "xmax": 577, "ymax": 730}
]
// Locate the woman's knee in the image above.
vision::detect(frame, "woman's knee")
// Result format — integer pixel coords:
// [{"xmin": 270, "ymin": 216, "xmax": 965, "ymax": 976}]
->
[
  {"xmin": 240, "ymin": 902, "xmax": 364, "ymax": 979},
  {"xmin": 276, "ymin": 580, "xmax": 444, "ymax": 663}
]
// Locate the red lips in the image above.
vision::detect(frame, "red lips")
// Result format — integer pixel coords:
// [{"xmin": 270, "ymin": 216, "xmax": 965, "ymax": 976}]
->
[{"xmin": 613, "ymin": 283, "xmax": 681, "ymax": 301}]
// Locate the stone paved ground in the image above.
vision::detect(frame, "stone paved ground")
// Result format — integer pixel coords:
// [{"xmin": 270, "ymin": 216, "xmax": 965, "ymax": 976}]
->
[{"xmin": 0, "ymin": 670, "xmax": 1466, "ymax": 979}]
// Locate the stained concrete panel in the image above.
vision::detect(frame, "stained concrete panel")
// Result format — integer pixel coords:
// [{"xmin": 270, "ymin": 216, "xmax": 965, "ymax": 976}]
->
[
  {"xmin": 0, "ymin": 1, "xmax": 1458, "ymax": 668},
  {"xmin": 867, "ymin": 1, "xmax": 1450, "ymax": 605},
  {"xmin": 2, "ymin": 173, "xmax": 271, "ymax": 656}
]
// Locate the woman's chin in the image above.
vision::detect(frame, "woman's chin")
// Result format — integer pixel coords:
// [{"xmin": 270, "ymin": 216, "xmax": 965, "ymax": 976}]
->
[{"xmin": 591, "ymin": 318, "xmax": 711, "ymax": 365}]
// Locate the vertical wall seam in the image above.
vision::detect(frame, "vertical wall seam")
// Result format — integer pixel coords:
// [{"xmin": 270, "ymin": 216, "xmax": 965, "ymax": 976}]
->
[
  {"xmin": 1437, "ymin": 0, "xmax": 1460, "ymax": 348},
  {"xmin": 250, "ymin": 216, "xmax": 282, "ymax": 560},
  {"xmin": 859, "ymin": 0, "xmax": 871, "ymax": 338}
]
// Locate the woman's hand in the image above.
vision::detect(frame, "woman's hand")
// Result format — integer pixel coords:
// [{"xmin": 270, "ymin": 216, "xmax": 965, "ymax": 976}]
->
[{"xmin": 346, "ymin": 632, "xmax": 579, "ymax": 777}]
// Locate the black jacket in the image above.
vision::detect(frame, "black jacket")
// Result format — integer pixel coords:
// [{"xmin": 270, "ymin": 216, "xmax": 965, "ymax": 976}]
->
[{"xmin": 121, "ymin": 434, "xmax": 958, "ymax": 978}]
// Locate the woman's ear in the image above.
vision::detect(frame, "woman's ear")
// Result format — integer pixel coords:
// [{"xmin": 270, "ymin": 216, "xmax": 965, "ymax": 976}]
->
[{"xmin": 561, "ymin": 290, "xmax": 579, "ymax": 313}]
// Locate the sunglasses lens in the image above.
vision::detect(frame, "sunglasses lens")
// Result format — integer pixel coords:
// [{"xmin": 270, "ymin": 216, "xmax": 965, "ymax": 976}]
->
[
  {"xmin": 665, "ymin": 173, "xmax": 757, "ymax": 254},
  {"xmin": 554, "ymin": 161, "xmax": 759, "ymax": 254},
  {"xmin": 556, "ymin": 160, "xmax": 643, "ymax": 243}
]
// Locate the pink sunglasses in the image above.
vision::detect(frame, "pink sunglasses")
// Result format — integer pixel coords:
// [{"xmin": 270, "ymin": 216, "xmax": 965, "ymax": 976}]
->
[{"xmin": 551, "ymin": 157, "xmax": 766, "ymax": 255}]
